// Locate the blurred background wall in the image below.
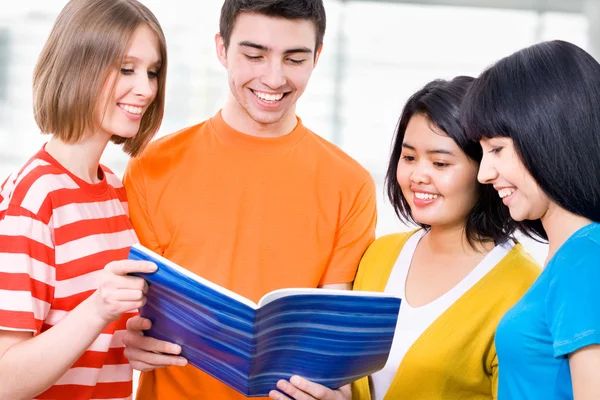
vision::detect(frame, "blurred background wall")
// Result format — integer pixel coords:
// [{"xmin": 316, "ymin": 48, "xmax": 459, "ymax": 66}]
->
[{"xmin": 1, "ymin": 0, "xmax": 597, "ymax": 264}]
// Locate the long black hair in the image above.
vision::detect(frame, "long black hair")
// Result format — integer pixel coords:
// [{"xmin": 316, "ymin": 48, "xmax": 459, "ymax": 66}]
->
[{"xmin": 462, "ymin": 40, "xmax": 600, "ymax": 241}]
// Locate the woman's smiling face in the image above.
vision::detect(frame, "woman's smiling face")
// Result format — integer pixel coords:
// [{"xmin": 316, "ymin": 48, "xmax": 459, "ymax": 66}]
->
[
  {"xmin": 397, "ymin": 114, "xmax": 480, "ymax": 229},
  {"xmin": 478, "ymin": 136, "xmax": 551, "ymax": 221}
]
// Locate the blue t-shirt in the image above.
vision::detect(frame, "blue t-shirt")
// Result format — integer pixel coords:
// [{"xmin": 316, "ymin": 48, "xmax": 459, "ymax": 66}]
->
[{"xmin": 495, "ymin": 222, "xmax": 600, "ymax": 399}]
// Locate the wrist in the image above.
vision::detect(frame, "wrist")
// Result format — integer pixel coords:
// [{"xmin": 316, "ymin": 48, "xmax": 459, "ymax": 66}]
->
[{"xmin": 77, "ymin": 292, "xmax": 113, "ymax": 329}]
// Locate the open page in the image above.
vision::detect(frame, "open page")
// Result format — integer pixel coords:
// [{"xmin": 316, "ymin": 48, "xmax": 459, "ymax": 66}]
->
[
  {"xmin": 130, "ymin": 243, "xmax": 258, "ymax": 309},
  {"xmin": 129, "ymin": 244, "xmax": 258, "ymax": 394},
  {"xmin": 249, "ymin": 291, "xmax": 402, "ymax": 396},
  {"xmin": 129, "ymin": 245, "xmax": 402, "ymax": 397},
  {"xmin": 258, "ymin": 287, "xmax": 402, "ymax": 307}
]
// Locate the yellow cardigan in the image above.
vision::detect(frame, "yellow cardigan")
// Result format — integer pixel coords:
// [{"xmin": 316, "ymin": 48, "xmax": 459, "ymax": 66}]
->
[{"xmin": 351, "ymin": 231, "xmax": 540, "ymax": 400}]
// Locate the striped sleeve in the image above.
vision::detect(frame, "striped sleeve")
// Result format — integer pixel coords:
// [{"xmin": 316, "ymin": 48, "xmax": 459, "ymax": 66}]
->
[{"xmin": 0, "ymin": 204, "xmax": 56, "ymax": 334}]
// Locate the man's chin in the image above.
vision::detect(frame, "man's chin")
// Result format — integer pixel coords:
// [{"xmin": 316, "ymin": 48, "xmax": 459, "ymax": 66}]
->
[{"xmin": 246, "ymin": 109, "xmax": 287, "ymax": 125}]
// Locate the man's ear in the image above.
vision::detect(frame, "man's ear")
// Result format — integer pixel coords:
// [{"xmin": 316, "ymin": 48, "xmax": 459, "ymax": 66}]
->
[
  {"xmin": 313, "ymin": 44, "xmax": 323, "ymax": 67},
  {"xmin": 215, "ymin": 33, "xmax": 227, "ymax": 68}
]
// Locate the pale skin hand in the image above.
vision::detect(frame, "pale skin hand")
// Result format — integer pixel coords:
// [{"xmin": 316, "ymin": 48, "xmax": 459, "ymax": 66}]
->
[
  {"xmin": 0, "ymin": 260, "xmax": 155, "ymax": 400},
  {"xmin": 319, "ymin": 283, "xmax": 352, "ymax": 291},
  {"xmin": 569, "ymin": 344, "xmax": 600, "ymax": 399},
  {"xmin": 91, "ymin": 260, "xmax": 157, "ymax": 323},
  {"xmin": 123, "ymin": 282, "xmax": 352, "ymax": 371},
  {"xmin": 269, "ymin": 375, "xmax": 351, "ymax": 400},
  {"xmin": 123, "ymin": 316, "xmax": 188, "ymax": 371}
]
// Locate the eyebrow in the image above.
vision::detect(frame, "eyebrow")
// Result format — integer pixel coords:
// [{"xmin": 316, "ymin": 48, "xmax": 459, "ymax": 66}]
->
[
  {"xmin": 402, "ymin": 143, "xmax": 456, "ymax": 156},
  {"xmin": 123, "ymin": 55, "xmax": 162, "ymax": 68},
  {"xmin": 238, "ymin": 41, "xmax": 313, "ymax": 55}
]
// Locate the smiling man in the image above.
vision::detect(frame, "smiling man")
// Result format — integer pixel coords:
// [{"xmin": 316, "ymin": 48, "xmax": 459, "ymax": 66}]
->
[{"xmin": 121, "ymin": 1, "xmax": 377, "ymax": 399}]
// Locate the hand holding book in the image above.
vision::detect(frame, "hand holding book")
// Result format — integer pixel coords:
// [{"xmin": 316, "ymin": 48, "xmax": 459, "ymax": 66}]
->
[
  {"xmin": 123, "ymin": 316, "xmax": 189, "ymax": 370},
  {"xmin": 128, "ymin": 244, "xmax": 401, "ymax": 397},
  {"xmin": 270, "ymin": 376, "xmax": 351, "ymax": 400}
]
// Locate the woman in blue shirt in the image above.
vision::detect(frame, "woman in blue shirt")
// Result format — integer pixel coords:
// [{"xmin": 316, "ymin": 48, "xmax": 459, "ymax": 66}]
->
[{"xmin": 461, "ymin": 40, "xmax": 600, "ymax": 399}]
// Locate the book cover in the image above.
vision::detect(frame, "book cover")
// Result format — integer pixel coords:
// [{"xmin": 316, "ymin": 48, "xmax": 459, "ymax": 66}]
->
[{"xmin": 128, "ymin": 244, "xmax": 401, "ymax": 397}]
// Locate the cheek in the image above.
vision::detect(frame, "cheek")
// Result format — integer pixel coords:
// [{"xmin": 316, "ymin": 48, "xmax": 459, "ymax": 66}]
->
[
  {"xmin": 498, "ymin": 152, "xmax": 525, "ymax": 184},
  {"xmin": 150, "ymin": 81, "xmax": 159, "ymax": 101},
  {"xmin": 231, "ymin": 61, "xmax": 260, "ymax": 84},
  {"xmin": 95, "ymin": 90, "xmax": 113, "ymax": 123},
  {"xmin": 433, "ymin": 172, "xmax": 459, "ymax": 194},
  {"xmin": 112, "ymin": 78, "xmax": 133, "ymax": 101},
  {"xmin": 96, "ymin": 85, "xmax": 113, "ymax": 112},
  {"xmin": 227, "ymin": 62, "xmax": 243, "ymax": 85},
  {"xmin": 396, "ymin": 165, "xmax": 410, "ymax": 188},
  {"xmin": 529, "ymin": 178, "xmax": 548, "ymax": 204},
  {"xmin": 289, "ymin": 67, "xmax": 314, "ymax": 90},
  {"xmin": 439, "ymin": 169, "xmax": 479, "ymax": 201},
  {"xmin": 495, "ymin": 164, "xmax": 510, "ymax": 181}
]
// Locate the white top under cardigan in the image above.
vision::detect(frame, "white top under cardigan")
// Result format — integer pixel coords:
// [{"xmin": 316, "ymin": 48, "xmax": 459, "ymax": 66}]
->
[{"xmin": 370, "ymin": 230, "xmax": 514, "ymax": 399}]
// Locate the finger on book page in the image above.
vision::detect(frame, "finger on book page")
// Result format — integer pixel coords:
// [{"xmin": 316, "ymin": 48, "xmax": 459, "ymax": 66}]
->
[
  {"xmin": 269, "ymin": 386, "xmax": 326, "ymax": 400},
  {"xmin": 126, "ymin": 315, "xmax": 152, "ymax": 332},
  {"xmin": 123, "ymin": 330, "xmax": 182, "ymax": 355},
  {"xmin": 114, "ymin": 274, "xmax": 148, "ymax": 292},
  {"xmin": 272, "ymin": 377, "xmax": 351, "ymax": 400},
  {"xmin": 269, "ymin": 389, "xmax": 293, "ymax": 400},
  {"xmin": 128, "ymin": 355, "xmax": 187, "ymax": 372},
  {"xmin": 106, "ymin": 260, "xmax": 157, "ymax": 275},
  {"xmin": 128, "ymin": 359, "xmax": 158, "ymax": 372},
  {"xmin": 290, "ymin": 375, "xmax": 352, "ymax": 399},
  {"xmin": 272, "ymin": 379, "xmax": 323, "ymax": 400},
  {"xmin": 112, "ymin": 289, "xmax": 146, "ymax": 302},
  {"xmin": 124, "ymin": 345, "xmax": 187, "ymax": 369}
]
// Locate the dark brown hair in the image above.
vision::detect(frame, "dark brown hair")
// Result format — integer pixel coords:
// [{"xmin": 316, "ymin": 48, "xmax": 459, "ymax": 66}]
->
[{"xmin": 219, "ymin": 0, "xmax": 326, "ymax": 53}]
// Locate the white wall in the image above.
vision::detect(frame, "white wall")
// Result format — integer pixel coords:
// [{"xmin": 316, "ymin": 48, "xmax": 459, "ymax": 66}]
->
[{"xmin": 1, "ymin": 1, "xmax": 589, "ymax": 279}]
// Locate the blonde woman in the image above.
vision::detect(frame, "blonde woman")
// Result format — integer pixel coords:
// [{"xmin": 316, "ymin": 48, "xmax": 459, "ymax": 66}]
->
[{"xmin": 0, "ymin": 0, "xmax": 167, "ymax": 398}]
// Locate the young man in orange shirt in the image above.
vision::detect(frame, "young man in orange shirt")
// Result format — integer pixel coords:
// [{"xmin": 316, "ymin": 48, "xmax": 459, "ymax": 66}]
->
[{"xmin": 122, "ymin": 0, "xmax": 377, "ymax": 398}]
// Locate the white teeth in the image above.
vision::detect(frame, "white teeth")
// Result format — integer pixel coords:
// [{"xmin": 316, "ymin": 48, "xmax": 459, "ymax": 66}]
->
[
  {"xmin": 498, "ymin": 188, "xmax": 516, "ymax": 199},
  {"xmin": 119, "ymin": 104, "xmax": 143, "ymax": 115},
  {"xmin": 414, "ymin": 192, "xmax": 439, "ymax": 200},
  {"xmin": 252, "ymin": 90, "xmax": 284, "ymax": 102}
]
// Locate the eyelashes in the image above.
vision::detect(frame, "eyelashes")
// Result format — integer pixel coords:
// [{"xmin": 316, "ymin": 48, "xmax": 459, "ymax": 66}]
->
[{"xmin": 120, "ymin": 68, "xmax": 159, "ymax": 79}]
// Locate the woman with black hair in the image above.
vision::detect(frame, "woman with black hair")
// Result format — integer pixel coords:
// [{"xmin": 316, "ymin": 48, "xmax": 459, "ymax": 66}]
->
[
  {"xmin": 462, "ymin": 40, "xmax": 600, "ymax": 399},
  {"xmin": 271, "ymin": 76, "xmax": 540, "ymax": 400},
  {"xmin": 348, "ymin": 76, "xmax": 540, "ymax": 400}
]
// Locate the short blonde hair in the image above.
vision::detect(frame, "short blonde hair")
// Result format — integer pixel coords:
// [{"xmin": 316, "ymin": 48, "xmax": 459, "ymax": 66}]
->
[{"xmin": 33, "ymin": 0, "xmax": 168, "ymax": 156}]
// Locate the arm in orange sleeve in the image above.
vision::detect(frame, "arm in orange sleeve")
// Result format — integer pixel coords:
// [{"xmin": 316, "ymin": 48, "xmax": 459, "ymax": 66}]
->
[
  {"xmin": 318, "ymin": 175, "xmax": 377, "ymax": 286},
  {"xmin": 122, "ymin": 158, "xmax": 188, "ymax": 372},
  {"xmin": 123, "ymin": 156, "xmax": 163, "ymax": 255}
]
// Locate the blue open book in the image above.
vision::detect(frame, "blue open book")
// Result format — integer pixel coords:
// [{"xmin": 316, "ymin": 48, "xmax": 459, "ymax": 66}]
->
[{"xmin": 128, "ymin": 244, "xmax": 401, "ymax": 397}]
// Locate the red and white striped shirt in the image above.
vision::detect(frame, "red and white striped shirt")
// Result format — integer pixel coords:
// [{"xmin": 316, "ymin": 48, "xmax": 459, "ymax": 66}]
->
[{"xmin": 0, "ymin": 147, "xmax": 137, "ymax": 399}]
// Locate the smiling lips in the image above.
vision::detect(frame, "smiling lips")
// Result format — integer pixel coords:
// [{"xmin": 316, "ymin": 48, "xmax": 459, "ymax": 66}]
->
[
  {"xmin": 251, "ymin": 89, "xmax": 288, "ymax": 105},
  {"xmin": 414, "ymin": 192, "xmax": 439, "ymax": 200},
  {"xmin": 412, "ymin": 191, "xmax": 440, "ymax": 207},
  {"xmin": 498, "ymin": 188, "xmax": 516, "ymax": 199},
  {"xmin": 118, "ymin": 103, "xmax": 144, "ymax": 120},
  {"xmin": 497, "ymin": 187, "xmax": 517, "ymax": 205}
]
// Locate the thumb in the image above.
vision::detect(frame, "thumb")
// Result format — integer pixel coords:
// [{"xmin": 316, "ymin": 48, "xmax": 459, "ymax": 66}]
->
[
  {"xmin": 126, "ymin": 315, "xmax": 152, "ymax": 332},
  {"xmin": 107, "ymin": 260, "xmax": 157, "ymax": 276}
]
